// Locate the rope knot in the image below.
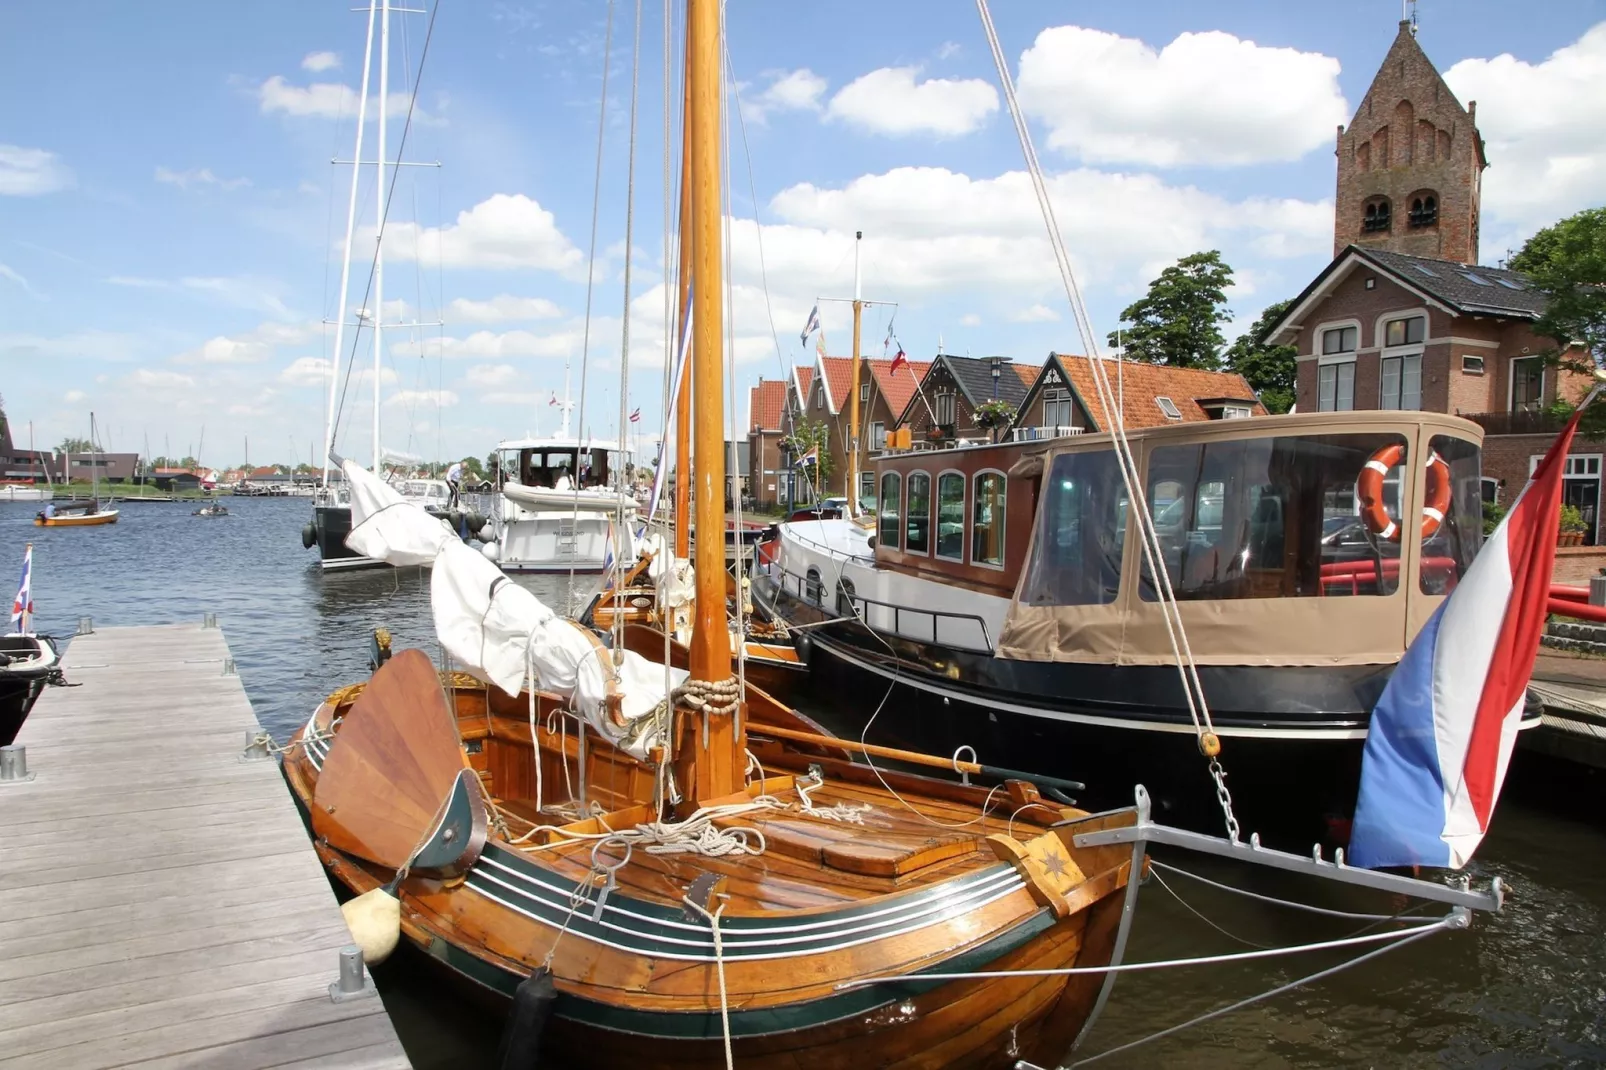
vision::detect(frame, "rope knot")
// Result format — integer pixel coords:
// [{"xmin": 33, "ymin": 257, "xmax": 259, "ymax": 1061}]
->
[{"xmin": 675, "ymin": 676, "xmax": 741, "ymax": 717}]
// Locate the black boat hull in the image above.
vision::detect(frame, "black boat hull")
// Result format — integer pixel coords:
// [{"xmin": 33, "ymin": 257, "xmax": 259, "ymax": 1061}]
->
[{"xmin": 0, "ymin": 635, "xmax": 61, "ymax": 747}]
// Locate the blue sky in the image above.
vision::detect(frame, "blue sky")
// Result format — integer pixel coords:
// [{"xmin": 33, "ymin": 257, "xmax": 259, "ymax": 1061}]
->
[{"xmin": 2, "ymin": 0, "xmax": 1603, "ymax": 468}]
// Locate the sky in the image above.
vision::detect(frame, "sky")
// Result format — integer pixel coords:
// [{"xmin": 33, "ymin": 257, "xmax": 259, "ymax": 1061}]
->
[{"xmin": 2, "ymin": 0, "xmax": 1603, "ymax": 469}]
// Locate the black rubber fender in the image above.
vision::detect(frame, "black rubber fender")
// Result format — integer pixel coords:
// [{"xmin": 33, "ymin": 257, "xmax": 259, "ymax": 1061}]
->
[{"xmin": 301, "ymin": 522, "xmax": 317, "ymax": 549}]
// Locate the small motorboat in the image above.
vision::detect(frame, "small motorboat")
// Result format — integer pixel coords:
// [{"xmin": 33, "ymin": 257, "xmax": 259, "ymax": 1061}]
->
[
  {"xmin": 35, "ymin": 503, "xmax": 119, "ymax": 527},
  {"xmin": 193, "ymin": 503, "xmax": 229, "ymax": 518},
  {"xmin": 0, "ymin": 634, "xmax": 62, "ymax": 746}
]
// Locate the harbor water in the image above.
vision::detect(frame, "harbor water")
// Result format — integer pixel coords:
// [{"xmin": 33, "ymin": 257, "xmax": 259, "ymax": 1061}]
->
[{"xmin": 7, "ymin": 496, "xmax": 1604, "ymax": 1068}]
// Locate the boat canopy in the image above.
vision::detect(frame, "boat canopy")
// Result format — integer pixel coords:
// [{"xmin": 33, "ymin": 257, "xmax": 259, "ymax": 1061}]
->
[
  {"xmin": 996, "ymin": 411, "xmax": 1485, "ymax": 667},
  {"xmin": 341, "ymin": 460, "xmax": 680, "ymax": 757}
]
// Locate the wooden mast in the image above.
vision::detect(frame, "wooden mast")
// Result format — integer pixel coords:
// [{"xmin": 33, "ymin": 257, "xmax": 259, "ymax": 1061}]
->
[
  {"xmin": 673, "ymin": 14, "xmax": 694, "ymax": 561},
  {"xmin": 684, "ymin": 0, "xmax": 740, "ymax": 802},
  {"xmin": 846, "ymin": 230, "xmax": 863, "ymax": 510}
]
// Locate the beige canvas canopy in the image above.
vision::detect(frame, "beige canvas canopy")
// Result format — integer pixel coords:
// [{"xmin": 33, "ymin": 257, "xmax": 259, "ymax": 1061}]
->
[{"xmin": 996, "ymin": 411, "xmax": 1485, "ymax": 667}]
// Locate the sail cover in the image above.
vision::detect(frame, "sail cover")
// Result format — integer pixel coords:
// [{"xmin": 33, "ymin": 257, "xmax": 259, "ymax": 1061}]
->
[{"xmin": 341, "ymin": 460, "xmax": 680, "ymax": 758}]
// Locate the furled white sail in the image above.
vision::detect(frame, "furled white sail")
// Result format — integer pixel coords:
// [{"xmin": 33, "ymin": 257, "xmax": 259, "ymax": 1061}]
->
[{"xmin": 341, "ymin": 460, "xmax": 679, "ymax": 758}]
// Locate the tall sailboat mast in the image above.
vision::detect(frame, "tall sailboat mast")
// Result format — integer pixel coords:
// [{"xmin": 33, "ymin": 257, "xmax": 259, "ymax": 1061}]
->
[
  {"xmin": 673, "ymin": 26, "xmax": 694, "ymax": 560},
  {"xmin": 372, "ymin": 0, "xmax": 392, "ymax": 474},
  {"xmin": 322, "ymin": 0, "xmax": 378, "ymax": 486},
  {"xmin": 846, "ymin": 230, "xmax": 863, "ymax": 511},
  {"xmin": 685, "ymin": 0, "xmax": 739, "ymax": 801}
]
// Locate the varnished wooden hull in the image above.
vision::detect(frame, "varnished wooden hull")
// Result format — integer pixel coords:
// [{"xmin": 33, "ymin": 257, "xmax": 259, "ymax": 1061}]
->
[{"xmin": 285, "ymin": 668, "xmax": 1136, "ymax": 1069}]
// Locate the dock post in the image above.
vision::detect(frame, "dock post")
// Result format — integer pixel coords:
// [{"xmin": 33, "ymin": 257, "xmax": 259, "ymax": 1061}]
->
[
  {"xmin": 76, "ymin": 616, "xmax": 93, "ymax": 636},
  {"xmin": 328, "ymin": 944, "xmax": 378, "ymax": 1002},
  {"xmin": 240, "ymin": 729, "xmax": 271, "ymax": 762},
  {"xmin": 0, "ymin": 744, "xmax": 31, "ymax": 783},
  {"xmin": 203, "ymin": 612, "xmax": 219, "ymax": 628},
  {"xmin": 223, "ymin": 656, "xmax": 237, "ymax": 675}
]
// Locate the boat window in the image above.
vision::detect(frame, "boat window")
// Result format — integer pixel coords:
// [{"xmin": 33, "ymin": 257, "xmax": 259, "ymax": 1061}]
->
[
  {"xmin": 973, "ymin": 472, "xmax": 1007, "ymax": 567},
  {"xmin": 906, "ymin": 472, "xmax": 932, "ymax": 554},
  {"xmin": 937, "ymin": 472, "xmax": 966, "ymax": 561},
  {"xmin": 805, "ymin": 567, "xmax": 823, "ymax": 605},
  {"xmin": 878, "ymin": 472, "xmax": 902, "ymax": 550},
  {"xmin": 1137, "ymin": 433, "xmax": 1411, "ymax": 601},
  {"xmin": 1422, "ymin": 436, "xmax": 1482, "ymax": 595},
  {"xmin": 836, "ymin": 576, "xmax": 857, "ymax": 617},
  {"xmin": 1020, "ymin": 451, "xmax": 1124, "ymax": 604}
]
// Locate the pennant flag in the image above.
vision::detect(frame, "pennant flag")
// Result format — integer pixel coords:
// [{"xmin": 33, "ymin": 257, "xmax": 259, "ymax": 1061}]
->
[
  {"xmin": 602, "ymin": 519, "xmax": 616, "ymax": 573},
  {"xmin": 883, "ymin": 321, "xmax": 896, "ymax": 352},
  {"xmin": 10, "ymin": 544, "xmax": 32, "ymax": 634},
  {"xmin": 800, "ymin": 304, "xmax": 820, "ymax": 347},
  {"xmin": 797, "ymin": 444, "xmax": 819, "ymax": 467},
  {"xmin": 1350, "ymin": 413, "xmax": 1582, "ymax": 870},
  {"xmin": 629, "ymin": 408, "xmax": 641, "ymax": 424},
  {"xmin": 815, "ymin": 333, "xmax": 827, "ymax": 359},
  {"xmin": 890, "ymin": 347, "xmax": 908, "ymax": 375},
  {"xmin": 549, "ymin": 393, "xmax": 559, "ymax": 407}
]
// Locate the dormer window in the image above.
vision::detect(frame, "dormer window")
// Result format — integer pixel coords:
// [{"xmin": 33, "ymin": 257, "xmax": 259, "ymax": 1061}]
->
[
  {"xmin": 1408, "ymin": 192, "xmax": 1438, "ymax": 228},
  {"xmin": 1362, "ymin": 197, "xmax": 1392, "ymax": 233}
]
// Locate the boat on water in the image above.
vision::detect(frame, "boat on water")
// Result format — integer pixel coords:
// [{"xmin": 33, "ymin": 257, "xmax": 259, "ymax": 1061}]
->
[
  {"xmin": 753, "ymin": 408, "xmax": 1544, "ymax": 838},
  {"xmin": 35, "ymin": 412, "xmax": 119, "ymax": 528},
  {"xmin": 484, "ymin": 436, "xmax": 638, "ymax": 573},
  {"xmin": 1, "ymin": 546, "xmax": 64, "ymax": 746},
  {"xmin": 305, "ymin": 477, "xmax": 487, "ymax": 570},
  {"xmin": 1, "ymin": 485, "xmax": 51, "ymax": 503},
  {"xmin": 193, "ymin": 502, "xmax": 229, "ymax": 518}
]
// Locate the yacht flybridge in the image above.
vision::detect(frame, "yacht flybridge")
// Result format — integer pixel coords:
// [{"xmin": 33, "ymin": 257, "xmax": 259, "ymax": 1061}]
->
[
  {"xmin": 484, "ymin": 437, "xmax": 637, "ymax": 573},
  {"xmin": 754, "ymin": 409, "xmax": 1530, "ymax": 837}
]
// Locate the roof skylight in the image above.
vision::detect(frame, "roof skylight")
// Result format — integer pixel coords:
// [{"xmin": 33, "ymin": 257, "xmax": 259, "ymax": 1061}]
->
[
  {"xmin": 1459, "ymin": 271, "xmax": 1492, "ymax": 286},
  {"xmin": 1156, "ymin": 396, "xmax": 1183, "ymax": 420}
]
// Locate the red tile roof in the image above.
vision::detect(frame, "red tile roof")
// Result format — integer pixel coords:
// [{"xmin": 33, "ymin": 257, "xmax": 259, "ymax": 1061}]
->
[
  {"xmin": 1050, "ymin": 354, "xmax": 1264, "ymax": 430},
  {"xmin": 865, "ymin": 357, "xmax": 935, "ymax": 420},
  {"xmin": 748, "ymin": 378, "xmax": 787, "ymax": 432},
  {"xmin": 818, "ymin": 356, "xmax": 853, "ymax": 413}
]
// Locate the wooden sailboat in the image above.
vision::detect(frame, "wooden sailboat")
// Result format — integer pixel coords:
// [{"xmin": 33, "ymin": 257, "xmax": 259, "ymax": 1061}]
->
[
  {"xmin": 287, "ymin": 5, "xmax": 1137, "ymax": 1066},
  {"xmin": 36, "ymin": 413, "xmax": 118, "ymax": 527}
]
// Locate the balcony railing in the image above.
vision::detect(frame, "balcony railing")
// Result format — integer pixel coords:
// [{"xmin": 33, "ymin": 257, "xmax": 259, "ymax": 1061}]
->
[
  {"xmin": 1463, "ymin": 409, "xmax": 1569, "ymax": 437},
  {"xmin": 1009, "ymin": 425, "xmax": 1084, "ymax": 442}
]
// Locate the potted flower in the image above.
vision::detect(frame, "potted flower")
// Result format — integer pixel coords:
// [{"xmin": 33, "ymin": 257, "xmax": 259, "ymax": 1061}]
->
[
  {"xmin": 974, "ymin": 399, "xmax": 1018, "ymax": 443},
  {"xmin": 1559, "ymin": 504, "xmax": 1587, "ymax": 546}
]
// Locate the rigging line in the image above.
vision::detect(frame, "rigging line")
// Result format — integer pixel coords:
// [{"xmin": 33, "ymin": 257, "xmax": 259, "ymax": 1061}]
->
[
  {"xmin": 659, "ymin": 0, "xmax": 676, "ymax": 535},
  {"xmin": 612, "ymin": 0, "xmax": 643, "ymax": 650},
  {"xmin": 567, "ymin": 0, "xmax": 618, "ymax": 606},
  {"xmin": 719, "ymin": 7, "xmax": 748, "ymax": 698},
  {"xmin": 1147, "ymin": 859, "xmax": 1426, "ymax": 924},
  {"xmin": 1149, "ymin": 867, "xmax": 1271, "ymax": 950},
  {"xmin": 331, "ymin": 0, "xmax": 444, "ymax": 449}
]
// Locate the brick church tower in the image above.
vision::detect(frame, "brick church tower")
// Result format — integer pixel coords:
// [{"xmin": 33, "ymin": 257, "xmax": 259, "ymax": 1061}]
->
[{"xmin": 1334, "ymin": 20, "xmax": 1487, "ymax": 264}]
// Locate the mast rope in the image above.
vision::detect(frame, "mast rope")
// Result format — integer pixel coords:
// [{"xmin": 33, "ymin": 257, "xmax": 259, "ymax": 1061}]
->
[
  {"xmin": 611, "ymin": 0, "xmax": 644, "ymax": 655},
  {"xmin": 973, "ymin": 0, "xmax": 1238, "ymax": 840},
  {"xmin": 681, "ymin": 894, "xmax": 735, "ymax": 1070}
]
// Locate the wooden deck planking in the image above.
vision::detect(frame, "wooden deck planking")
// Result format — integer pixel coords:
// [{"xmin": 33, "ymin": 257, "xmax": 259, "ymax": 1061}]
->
[{"xmin": 0, "ymin": 623, "xmax": 410, "ymax": 1069}]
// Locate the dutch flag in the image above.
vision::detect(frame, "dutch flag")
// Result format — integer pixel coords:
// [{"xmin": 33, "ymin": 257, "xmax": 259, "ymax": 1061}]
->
[
  {"xmin": 1350, "ymin": 411, "xmax": 1582, "ymax": 869},
  {"xmin": 799, "ymin": 304, "xmax": 820, "ymax": 347},
  {"xmin": 10, "ymin": 544, "xmax": 32, "ymax": 635}
]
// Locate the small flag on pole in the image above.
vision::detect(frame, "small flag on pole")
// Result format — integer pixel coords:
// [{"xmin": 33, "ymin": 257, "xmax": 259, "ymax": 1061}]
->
[
  {"xmin": 797, "ymin": 445, "xmax": 819, "ymax": 467},
  {"xmin": 889, "ymin": 347, "xmax": 908, "ymax": 375},
  {"xmin": 800, "ymin": 304, "xmax": 820, "ymax": 347},
  {"xmin": 629, "ymin": 408, "xmax": 641, "ymax": 424},
  {"xmin": 1350, "ymin": 411, "xmax": 1584, "ymax": 870},
  {"xmin": 816, "ymin": 334, "xmax": 827, "ymax": 359},
  {"xmin": 549, "ymin": 393, "xmax": 559, "ymax": 407},
  {"xmin": 10, "ymin": 544, "xmax": 33, "ymax": 635}
]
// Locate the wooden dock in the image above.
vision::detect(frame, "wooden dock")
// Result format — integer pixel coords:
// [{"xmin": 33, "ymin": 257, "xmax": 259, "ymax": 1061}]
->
[{"xmin": 0, "ymin": 623, "xmax": 411, "ymax": 1069}]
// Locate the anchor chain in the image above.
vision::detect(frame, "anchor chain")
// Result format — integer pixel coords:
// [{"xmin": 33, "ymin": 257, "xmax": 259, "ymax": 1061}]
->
[{"xmin": 1208, "ymin": 755, "xmax": 1241, "ymax": 844}]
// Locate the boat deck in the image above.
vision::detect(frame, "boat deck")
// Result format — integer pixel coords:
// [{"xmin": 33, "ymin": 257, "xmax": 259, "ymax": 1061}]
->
[{"xmin": 0, "ymin": 622, "xmax": 411, "ymax": 1069}]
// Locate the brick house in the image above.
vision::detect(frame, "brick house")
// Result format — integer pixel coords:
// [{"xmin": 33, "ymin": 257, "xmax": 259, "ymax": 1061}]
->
[
  {"xmin": 1270, "ymin": 19, "xmax": 1597, "ymax": 541},
  {"xmin": 745, "ymin": 378, "xmax": 788, "ymax": 509},
  {"xmin": 897, "ymin": 355, "xmax": 1035, "ymax": 448},
  {"xmin": 1011, "ymin": 353, "xmax": 1264, "ymax": 441},
  {"xmin": 852, "ymin": 355, "xmax": 934, "ymax": 506}
]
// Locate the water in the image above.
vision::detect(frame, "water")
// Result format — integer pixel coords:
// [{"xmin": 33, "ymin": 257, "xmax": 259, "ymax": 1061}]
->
[{"xmin": 7, "ymin": 496, "xmax": 1605, "ymax": 1068}]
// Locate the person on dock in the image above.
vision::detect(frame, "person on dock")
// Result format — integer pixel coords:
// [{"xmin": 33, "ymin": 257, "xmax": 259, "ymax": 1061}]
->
[{"xmin": 446, "ymin": 460, "xmax": 463, "ymax": 508}]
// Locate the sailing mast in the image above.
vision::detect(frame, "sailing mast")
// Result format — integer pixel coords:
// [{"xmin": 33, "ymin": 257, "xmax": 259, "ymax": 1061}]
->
[
  {"xmin": 846, "ymin": 230, "xmax": 863, "ymax": 512},
  {"xmin": 372, "ymin": 0, "xmax": 392, "ymax": 474},
  {"xmin": 684, "ymin": 0, "xmax": 739, "ymax": 801},
  {"xmin": 673, "ymin": 27, "xmax": 694, "ymax": 559}
]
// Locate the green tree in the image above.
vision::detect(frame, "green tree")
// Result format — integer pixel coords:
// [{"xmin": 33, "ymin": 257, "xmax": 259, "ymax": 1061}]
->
[
  {"xmin": 58, "ymin": 437, "xmax": 94, "ymax": 454},
  {"xmin": 1223, "ymin": 298, "xmax": 1298, "ymax": 413},
  {"xmin": 460, "ymin": 455, "xmax": 486, "ymax": 479},
  {"xmin": 1509, "ymin": 207, "xmax": 1606, "ymax": 371},
  {"xmin": 781, "ymin": 420, "xmax": 834, "ymax": 493},
  {"xmin": 1109, "ymin": 250, "xmax": 1234, "ymax": 369}
]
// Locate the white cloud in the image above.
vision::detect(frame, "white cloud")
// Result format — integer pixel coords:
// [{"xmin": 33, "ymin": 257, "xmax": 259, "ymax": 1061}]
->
[
  {"xmin": 464, "ymin": 363, "xmax": 521, "ymax": 388},
  {"xmin": 278, "ymin": 355, "xmax": 397, "ymax": 387},
  {"xmin": 63, "ymin": 390, "xmax": 85, "ymax": 403},
  {"xmin": 936, "ymin": 42, "xmax": 961, "ymax": 61},
  {"xmin": 112, "ymin": 275, "xmax": 293, "ymax": 319},
  {"xmin": 959, "ymin": 314, "xmax": 982, "ymax": 327},
  {"xmin": 1010, "ymin": 304, "xmax": 1060, "ymax": 323},
  {"xmin": 0, "ymin": 144, "xmax": 73, "ymax": 196},
  {"xmin": 742, "ymin": 69, "xmax": 828, "ymax": 124},
  {"xmin": 386, "ymin": 389, "xmax": 459, "ymax": 408},
  {"xmin": 0, "ymin": 263, "xmax": 39, "ymax": 299},
  {"xmin": 256, "ymin": 76, "xmax": 428, "ymax": 123},
  {"xmin": 301, "ymin": 51, "xmax": 341, "ymax": 73},
  {"xmin": 1017, "ymin": 27, "xmax": 1347, "ymax": 167},
  {"xmin": 1444, "ymin": 23, "xmax": 1606, "ymax": 239},
  {"xmin": 378, "ymin": 194, "xmax": 583, "ymax": 274},
  {"xmin": 129, "ymin": 368, "xmax": 195, "ymax": 390},
  {"xmin": 446, "ymin": 295, "xmax": 563, "ymax": 323},
  {"xmin": 826, "ymin": 67, "xmax": 997, "ymax": 137},
  {"xmin": 155, "ymin": 166, "xmax": 251, "ymax": 191}
]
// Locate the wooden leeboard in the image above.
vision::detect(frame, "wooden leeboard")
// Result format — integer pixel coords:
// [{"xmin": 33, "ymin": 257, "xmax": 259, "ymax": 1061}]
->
[{"xmin": 0, "ymin": 623, "xmax": 411, "ymax": 1069}]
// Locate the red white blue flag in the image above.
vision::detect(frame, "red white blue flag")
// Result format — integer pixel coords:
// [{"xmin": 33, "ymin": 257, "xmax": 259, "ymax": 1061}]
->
[
  {"xmin": 1350, "ymin": 413, "xmax": 1580, "ymax": 869},
  {"xmin": 10, "ymin": 544, "xmax": 33, "ymax": 633}
]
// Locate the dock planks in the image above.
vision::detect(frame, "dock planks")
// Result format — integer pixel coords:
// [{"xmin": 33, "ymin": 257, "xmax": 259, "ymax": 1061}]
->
[{"xmin": 0, "ymin": 623, "xmax": 411, "ymax": 1069}]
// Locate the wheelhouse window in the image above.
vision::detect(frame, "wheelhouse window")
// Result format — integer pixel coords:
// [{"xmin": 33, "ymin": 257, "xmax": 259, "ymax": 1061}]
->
[
  {"xmin": 972, "ymin": 471, "xmax": 1006, "ymax": 568},
  {"xmin": 1319, "ymin": 326, "xmax": 1357, "ymax": 413},
  {"xmin": 1380, "ymin": 354, "xmax": 1422, "ymax": 410},
  {"xmin": 1136, "ymin": 433, "xmax": 1412, "ymax": 601},
  {"xmin": 1421, "ymin": 436, "xmax": 1482, "ymax": 596},
  {"xmin": 878, "ymin": 472, "xmax": 902, "ymax": 550},
  {"xmin": 1020, "ymin": 452, "xmax": 1124, "ymax": 605},
  {"xmin": 1043, "ymin": 388, "xmax": 1074, "ymax": 428},
  {"xmin": 905, "ymin": 472, "xmax": 932, "ymax": 554},
  {"xmin": 936, "ymin": 472, "xmax": 965, "ymax": 561},
  {"xmin": 1511, "ymin": 356, "xmax": 1544, "ymax": 412},
  {"xmin": 859, "ymin": 472, "xmax": 876, "ymax": 515}
]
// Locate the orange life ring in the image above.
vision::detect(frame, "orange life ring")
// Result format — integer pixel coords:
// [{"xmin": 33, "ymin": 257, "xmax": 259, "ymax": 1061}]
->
[{"xmin": 1356, "ymin": 445, "xmax": 1451, "ymax": 542}]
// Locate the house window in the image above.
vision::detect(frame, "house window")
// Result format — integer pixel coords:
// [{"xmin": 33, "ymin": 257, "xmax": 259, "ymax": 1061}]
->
[
  {"xmin": 905, "ymin": 472, "xmax": 932, "ymax": 554},
  {"xmin": 1510, "ymin": 356, "xmax": 1544, "ymax": 412},
  {"xmin": 1322, "ymin": 327, "xmax": 1358, "ymax": 355},
  {"xmin": 935, "ymin": 392, "xmax": 956, "ymax": 426},
  {"xmin": 1222, "ymin": 404, "xmax": 1253, "ymax": 419},
  {"xmin": 1480, "ymin": 477, "xmax": 1499, "ymax": 505},
  {"xmin": 1380, "ymin": 354, "xmax": 1422, "ymax": 410},
  {"xmin": 1155, "ymin": 396, "xmax": 1182, "ymax": 420},
  {"xmin": 814, "ymin": 388, "xmax": 822, "ymax": 410},
  {"xmin": 1408, "ymin": 193, "xmax": 1438, "ymax": 228},
  {"xmin": 1462, "ymin": 355, "xmax": 1485, "ymax": 375},
  {"xmin": 878, "ymin": 472, "xmax": 902, "ymax": 550},
  {"xmin": 1384, "ymin": 316, "xmax": 1425, "ymax": 347},
  {"xmin": 859, "ymin": 382, "xmax": 870, "ymax": 403},
  {"xmin": 869, "ymin": 421, "xmax": 885, "ymax": 450},
  {"xmin": 1319, "ymin": 364, "xmax": 1355, "ymax": 412},
  {"xmin": 1043, "ymin": 388, "xmax": 1074, "ymax": 428},
  {"xmin": 936, "ymin": 472, "xmax": 965, "ymax": 561},
  {"xmin": 1362, "ymin": 197, "xmax": 1391, "ymax": 233},
  {"xmin": 972, "ymin": 471, "xmax": 1006, "ymax": 568}
]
